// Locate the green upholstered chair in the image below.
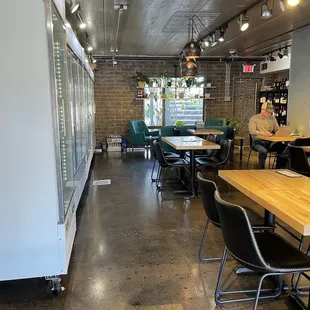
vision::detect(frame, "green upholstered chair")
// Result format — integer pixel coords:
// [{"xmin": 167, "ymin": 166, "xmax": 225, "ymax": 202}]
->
[
  {"xmin": 159, "ymin": 126, "xmax": 176, "ymax": 154},
  {"xmin": 129, "ymin": 120, "xmax": 159, "ymax": 150},
  {"xmin": 205, "ymin": 118, "xmax": 227, "ymax": 126}
]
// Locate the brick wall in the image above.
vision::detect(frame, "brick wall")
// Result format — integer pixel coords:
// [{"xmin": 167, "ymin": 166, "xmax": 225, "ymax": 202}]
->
[{"xmin": 94, "ymin": 60, "xmax": 262, "ymax": 142}]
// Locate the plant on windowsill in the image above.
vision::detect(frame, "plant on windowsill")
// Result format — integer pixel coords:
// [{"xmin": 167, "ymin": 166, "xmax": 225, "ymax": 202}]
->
[{"xmin": 173, "ymin": 120, "xmax": 184, "ymax": 136}]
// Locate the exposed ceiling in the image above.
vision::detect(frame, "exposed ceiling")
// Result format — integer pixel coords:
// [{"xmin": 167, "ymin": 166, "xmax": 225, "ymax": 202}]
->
[{"xmin": 65, "ymin": 0, "xmax": 310, "ymax": 58}]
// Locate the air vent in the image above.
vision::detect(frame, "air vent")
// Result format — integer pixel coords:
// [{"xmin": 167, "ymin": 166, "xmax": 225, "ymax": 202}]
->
[{"xmin": 163, "ymin": 11, "xmax": 220, "ymax": 33}]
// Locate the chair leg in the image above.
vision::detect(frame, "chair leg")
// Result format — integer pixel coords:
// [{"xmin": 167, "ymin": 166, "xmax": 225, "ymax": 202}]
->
[
  {"xmin": 246, "ymin": 149, "xmax": 252, "ymax": 169},
  {"xmin": 198, "ymin": 219, "xmax": 222, "ymax": 263},
  {"xmin": 151, "ymin": 159, "xmax": 157, "ymax": 182},
  {"xmin": 215, "ymin": 247, "xmax": 282, "ymax": 306},
  {"xmin": 253, "ymin": 274, "xmax": 283, "ymax": 310},
  {"xmin": 293, "ymin": 244, "xmax": 310, "ymax": 296}
]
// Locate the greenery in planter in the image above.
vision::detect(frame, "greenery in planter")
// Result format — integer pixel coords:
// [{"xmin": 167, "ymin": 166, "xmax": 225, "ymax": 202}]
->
[
  {"xmin": 185, "ymin": 77, "xmax": 197, "ymax": 88},
  {"xmin": 136, "ymin": 71, "xmax": 149, "ymax": 85},
  {"xmin": 175, "ymin": 120, "xmax": 184, "ymax": 127},
  {"xmin": 227, "ymin": 118, "xmax": 242, "ymax": 129}
]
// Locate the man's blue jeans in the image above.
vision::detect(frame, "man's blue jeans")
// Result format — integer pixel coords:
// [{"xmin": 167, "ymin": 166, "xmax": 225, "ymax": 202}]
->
[
  {"xmin": 254, "ymin": 141, "xmax": 270, "ymax": 169},
  {"xmin": 253, "ymin": 141, "xmax": 287, "ymax": 169}
]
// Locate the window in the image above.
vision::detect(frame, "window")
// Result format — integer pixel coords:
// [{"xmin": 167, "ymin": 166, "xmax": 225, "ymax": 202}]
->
[{"xmin": 144, "ymin": 77, "xmax": 205, "ymax": 126}]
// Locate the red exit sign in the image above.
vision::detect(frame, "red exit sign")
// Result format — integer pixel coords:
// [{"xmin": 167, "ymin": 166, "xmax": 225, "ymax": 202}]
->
[{"xmin": 243, "ymin": 64, "xmax": 256, "ymax": 73}]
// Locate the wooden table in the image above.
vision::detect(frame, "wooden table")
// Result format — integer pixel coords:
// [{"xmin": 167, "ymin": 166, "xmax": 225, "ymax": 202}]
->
[
  {"xmin": 187, "ymin": 129, "xmax": 224, "ymax": 136},
  {"xmin": 302, "ymin": 146, "xmax": 310, "ymax": 153},
  {"xmin": 219, "ymin": 169, "xmax": 310, "ymax": 235},
  {"xmin": 162, "ymin": 136, "xmax": 220, "ymax": 196},
  {"xmin": 255, "ymin": 135, "xmax": 304, "ymax": 142}
]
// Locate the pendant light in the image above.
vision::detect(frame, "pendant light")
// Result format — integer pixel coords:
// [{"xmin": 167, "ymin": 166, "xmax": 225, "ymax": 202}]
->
[
  {"xmin": 180, "ymin": 58, "xmax": 198, "ymax": 78},
  {"xmin": 287, "ymin": 0, "xmax": 300, "ymax": 6},
  {"xmin": 183, "ymin": 18, "xmax": 201, "ymax": 59}
]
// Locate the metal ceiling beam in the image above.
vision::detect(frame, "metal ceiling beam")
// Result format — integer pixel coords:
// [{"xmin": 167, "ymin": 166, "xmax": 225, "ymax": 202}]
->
[{"xmin": 94, "ymin": 55, "xmax": 265, "ymax": 61}]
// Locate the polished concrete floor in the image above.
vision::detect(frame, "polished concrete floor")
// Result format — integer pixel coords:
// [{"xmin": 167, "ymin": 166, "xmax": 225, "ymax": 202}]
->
[{"xmin": 0, "ymin": 149, "xmax": 308, "ymax": 309}]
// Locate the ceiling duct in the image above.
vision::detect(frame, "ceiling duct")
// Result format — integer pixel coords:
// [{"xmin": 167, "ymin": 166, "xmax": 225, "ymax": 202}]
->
[{"xmin": 111, "ymin": 4, "xmax": 128, "ymax": 53}]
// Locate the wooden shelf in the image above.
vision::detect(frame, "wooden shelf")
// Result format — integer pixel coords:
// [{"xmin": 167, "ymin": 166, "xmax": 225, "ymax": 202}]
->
[
  {"xmin": 136, "ymin": 86, "xmax": 216, "ymax": 89},
  {"xmin": 260, "ymin": 89, "xmax": 288, "ymax": 93},
  {"xmin": 136, "ymin": 97, "xmax": 216, "ymax": 100}
]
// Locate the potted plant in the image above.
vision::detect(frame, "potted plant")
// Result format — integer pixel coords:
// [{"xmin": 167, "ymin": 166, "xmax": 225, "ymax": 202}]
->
[
  {"xmin": 177, "ymin": 78, "xmax": 185, "ymax": 88},
  {"xmin": 136, "ymin": 71, "xmax": 149, "ymax": 88},
  {"xmin": 173, "ymin": 120, "xmax": 184, "ymax": 136},
  {"xmin": 160, "ymin": 72, "xmax": 169, "ymax": 87},
  {"xmin": 185, "ymin": 77, "xmax": 197, "ymax": 88},
  {"xmin": 227, "ymin": 118, "xmax": 241, "ymax": 130},
  {"xmin": 206, "ymin": 79, "xmax": 212, "ymax": 88}
]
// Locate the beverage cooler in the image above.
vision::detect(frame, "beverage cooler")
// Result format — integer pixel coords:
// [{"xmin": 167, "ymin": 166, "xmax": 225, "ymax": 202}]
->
[{"xmin": 0, "ymin": 0, "xmax": 95, "ymax": 294}]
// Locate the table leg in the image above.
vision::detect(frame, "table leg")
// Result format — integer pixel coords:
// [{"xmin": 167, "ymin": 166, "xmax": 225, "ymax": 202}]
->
[
  {"xmin": 190, "ymin": 150, "xmax": 196, "ymax": 196},
  {"xmin": 265, "ymin": 210, "xmax": 275, "ymax": 226},
  {"xmin": 239, "ymin": 139, "xmax": 243, "ymax": 161}
]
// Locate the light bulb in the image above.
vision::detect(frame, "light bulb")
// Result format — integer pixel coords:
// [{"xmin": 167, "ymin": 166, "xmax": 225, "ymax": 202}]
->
[
  {"xmin": 287, "ymin": 0, "xmax": 299, "ymax": 6},
  {"xmin": 87, "ymin": 46, "xmax": 93, "ymax": 52},
  {"xmin": 80, "ymin": 22, "xmax": 86, "ymax": 29},
  {"xmin": 240, "ymin": 22, "xmax": 249, "ymax": 31}
]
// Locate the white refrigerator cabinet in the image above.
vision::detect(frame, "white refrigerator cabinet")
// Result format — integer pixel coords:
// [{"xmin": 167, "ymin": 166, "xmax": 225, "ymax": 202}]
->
[{"xmin": 0, "ymin": 0, "xmax": 95, "ymax": 293}]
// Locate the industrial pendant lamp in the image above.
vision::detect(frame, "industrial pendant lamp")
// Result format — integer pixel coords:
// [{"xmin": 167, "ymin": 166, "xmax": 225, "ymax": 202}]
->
[
  {"xmin": 183, "ymin": 18, "xmax": 201, "ymax": 59},
  {"xmin": 180, "ymin": 58, "xmax": 198, "ymax": 78}
]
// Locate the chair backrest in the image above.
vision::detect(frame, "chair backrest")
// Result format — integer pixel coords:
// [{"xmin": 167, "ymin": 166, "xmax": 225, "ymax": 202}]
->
[
  {"xmin": 294, "ymin": 138, "xmax": 310, "ymax": 146},
  {"xmin": 214, "ymin": 190, "xmax": 269, "ymax": 271},
  {"xmin": 206, "ymin": 134, "xmax": 216, "ymax": 143},
  {"xmin": 129, "ymin": 120, "xmax": 149, "ymax": 134},
  {"xmin": 217, "ymin": 138, "xmax": 232, "ymax": 163},
  {"xmin": 205, "ymin": 118, "xmax": 226, "ymax": 126},
  {"xmin": 249, "ymin": 134, "xmax": 255, "ymax": 149},
  {"xmin": 149, "ymin": 138, "xmax": 157, "ymax": 158},
  {"xmin": 197, "ymin": 173, "xmax": 220, "ymax": 226},
  {"xmin": 153, "ymin": 140, "xmax": 168, "ymax": 166},
  {"xmin": 226, "ymin": 127, "xmax": 236, "ymax": 140},
  {"xmin": 288, "ymin": 145, "xmax": 310, "ymax": 175}
]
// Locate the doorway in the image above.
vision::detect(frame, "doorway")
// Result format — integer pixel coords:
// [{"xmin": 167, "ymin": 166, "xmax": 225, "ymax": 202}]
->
[{"xmin": 233, "ymin": 78, "xmax": 262, "ymax": 146}]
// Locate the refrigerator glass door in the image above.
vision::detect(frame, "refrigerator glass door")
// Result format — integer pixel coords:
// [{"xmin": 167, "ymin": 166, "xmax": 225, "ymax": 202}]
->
[{"xmin": 51, "ymin": 4, "xmax": 74, "ymax": 215}]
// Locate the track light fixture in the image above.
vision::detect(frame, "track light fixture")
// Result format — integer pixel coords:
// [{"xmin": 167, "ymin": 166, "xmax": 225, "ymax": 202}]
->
[
  {"xmin": 218, "ymin": 25, "xmax": 228, "ymax": 42},
  {"xmin": 76, "ymin": 11, "xmax": 86, "ymax": 29},
  {"xmin": 278, "ymin": 50, "xmax": 283, "ymax": 59},
  {"xmin": 261, "ymin": 1, "xmax": 273, "ymax": 19},
  {"xmin": 283, "ymin": 47, "xmax": 289, "ymax": 58},
  {"xmin": 71, "ymin": 3, "xmax": 80, "ymax": 14},
  {"xmin": 211, "ymin": 33, "xmax": 218, "ymax": 47},
  {"xmin": 238, "ymin": 13, "xmax": 249, "ymax": 31},
  {"xmin": 287, "ymin": 0, "xmax": 300, "ymax": 6},
  {"xmin": 204, "ymin": 37, "xmax": 210, "ymax": 47},
  {"xmin": 279, "ymin": 0, "xmax": 286, "ymax": 11}
]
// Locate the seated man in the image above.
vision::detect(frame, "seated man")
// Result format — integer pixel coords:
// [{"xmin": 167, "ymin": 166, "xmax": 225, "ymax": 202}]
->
[{"xmin": 249, "ymin": 102, "xmax": 286, "ymax": 169}]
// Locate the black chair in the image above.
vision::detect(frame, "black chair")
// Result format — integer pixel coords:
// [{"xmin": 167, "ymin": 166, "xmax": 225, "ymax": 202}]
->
[
  {"xmin": 185, "ymin": 134, "xmax": 217, "ymax": 159},
  {"xmin": 197, "ymin": 172, "xmax": 272, "ymax": 263},
  {"xmin": 214, "ymin": 190, "xmax": 310, "ymax": 309},
  {"xmin": 294, "ymin": 138, "xmax": 310, "ymax": 146},
  {"xmin": 288, "ymin": 145, "xmax": 310, "ymax": 177},
  {"xmin": 246, "ymin": 135, "xmax": 275, "ymax": 169},
  {"xmin": 149, "ymin": 138, "xmax": 179, "ymax": 182},
  {"xmin": 153, "ymin": 140, "xmax": 190, "ymax": 197},
  {"xmin": 196, "ymin": 138, "xmax": 232, "ymax": 184}
]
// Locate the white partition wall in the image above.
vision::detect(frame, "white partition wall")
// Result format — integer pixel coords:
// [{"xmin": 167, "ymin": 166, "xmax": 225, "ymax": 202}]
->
[{"xmin": 0, "ymin": 0, "xmax": 95, "ymax": 291}]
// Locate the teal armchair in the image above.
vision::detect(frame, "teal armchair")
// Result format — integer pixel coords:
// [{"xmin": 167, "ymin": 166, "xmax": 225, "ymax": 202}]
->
[
  {"xmin": 129, "ymin": 120, "xmax": 159, "ymax": 149},
  {"xmin": 205, "ymin": 118, "xmax": 227, "ymax": 126}
]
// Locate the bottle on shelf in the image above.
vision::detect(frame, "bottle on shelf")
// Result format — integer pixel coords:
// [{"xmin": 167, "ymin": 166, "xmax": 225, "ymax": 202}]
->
[{"xmin": 274, "ymin": 92, "xmax": 280, "ymax": 104}]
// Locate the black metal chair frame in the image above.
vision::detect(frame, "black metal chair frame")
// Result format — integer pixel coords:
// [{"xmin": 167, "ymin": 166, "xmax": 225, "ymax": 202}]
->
[
  {"xmin": 214, "ymin": 191, "xmax": 310, "ymax": 309},
  {"xmin": 197, "ymin": 172, "xmax": 273, "ymax": 263},
  {"xmin": 153, "ymin": 140, "xmax": 192, "ymax": 200},
  {"xmin": 246, "ymin": 135, "xmax": 275, "ymax": 169}
]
